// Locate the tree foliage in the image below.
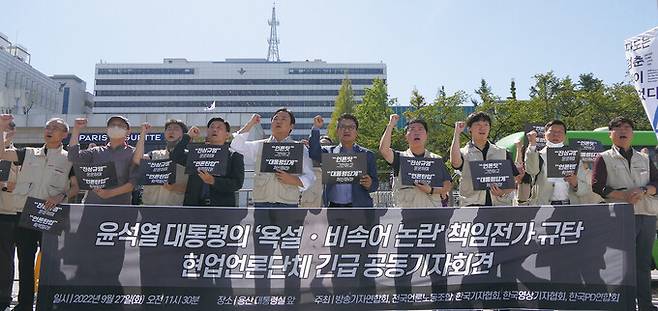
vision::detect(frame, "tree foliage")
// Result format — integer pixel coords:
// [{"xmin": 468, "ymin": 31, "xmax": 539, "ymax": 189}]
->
[
  {"xmin": 348, "ymin": 72, "xmax": 648, "ymax": 179},
  {"xmin": 474, "ymin": 71, "xmax": 649, "ymax": 142},
  {"xmin": 327, "ymin": 78, "xmax": 356, "ymax": 141}
]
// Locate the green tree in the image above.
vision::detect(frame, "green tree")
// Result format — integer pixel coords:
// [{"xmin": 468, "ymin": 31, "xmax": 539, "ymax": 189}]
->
[
  {"xmin": 401, "ymin": 89, "xmax": 468, "ymax": 185},
  {"xmin": 472, "ymin": 78, "xmax": 498, "ymax": 107},
  {"xmin": 409, "ymin": 88, "xmax": 427, "ymax": 110},
  {"xmin": 404, "ymin": 90, "xmax": 468, "ymax": 158},
  {"xmin": 554, "ymin": 76, "xmax": 577, "ymax": 122},
  {"xmin": 437, "ymin": 85, "xmax": 447, "ymax": 99},
  {"xmin": 529, "ymin": 71, "xmax": 561, "ymax": 120},
  {"xmin": 478, "ymin": 97, "xmax": 544, "ymax": 142},
  {"xmin": 526, "ymin": 72, "xmax": 647, "ymax": 131},
  {"xmin": 352, "ymin": 78, "xmax": 396, "ymax": 171},
  {"xmin": 577, "ymin": 73, "xmax": 604, "ymax": 93},
  {"xmin": 507, "ymin": 79, "xmax": 517, "ymax": 100},
  {"xmin": 327, "ymin": 78, "xmax": 356, "ymax": 141},
  {"xmin": 606, "ymin": 82, "xmax": 651, "ymax": 130}
]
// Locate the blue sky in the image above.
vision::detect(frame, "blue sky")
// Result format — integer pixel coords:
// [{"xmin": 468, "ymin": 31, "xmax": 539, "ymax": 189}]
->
[{"xmin": 2, "ymin": 0, "xmax": 657, "ymax": 105}]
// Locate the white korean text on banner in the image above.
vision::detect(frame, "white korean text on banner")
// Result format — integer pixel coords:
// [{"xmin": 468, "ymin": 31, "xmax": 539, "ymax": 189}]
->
[
  {"xmin": 546, "ymin": 147, "xmax": 581, "ymax": 178},
  {"xmin": 626, "ymin": 26, "xmax": 658, "ymax": 138},
  {"xmin": 139, "ymin": 159, "xmax": 176, "ymax": 185},
  {"xmin": 260, "ymin": 142, "xmax": 303, "ymax": 174},
  {"xmin": 184, "ymin": 144, "xmax": 229, "ymax": 176},
  {"xmin": 37, "ymin": 204, "xmax": 635, "ymax": 310},
  {"xmin": 18, "ymin": 197, "xmax": 68, "ymax": 234},
  {"xmin": 321, "ymin": 153, "xmax": 367, "ymax": 184},
  {"xmin": 73, "ymin": 162, "xmax": 118, "ymax": 190},
  {"xmin": 399, "ymin": 156, "xmax": 450, "ymax": 187},
  {"xmin": 469, "ymin": 160, "xmax": 515, "ymax": 190}
]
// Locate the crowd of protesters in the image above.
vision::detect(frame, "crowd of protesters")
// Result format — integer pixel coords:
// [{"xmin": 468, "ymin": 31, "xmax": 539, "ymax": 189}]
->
[{"xmin": 0, "ymin": 110, "xmax": 655, "ymax": 310}]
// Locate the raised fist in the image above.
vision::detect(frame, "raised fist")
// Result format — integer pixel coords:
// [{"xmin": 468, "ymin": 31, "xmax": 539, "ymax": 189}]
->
[
  {"xmin": 140, "ymin": 122, "xmax": 151, "ymax": 134},
  {"xmin": 249, "ymin": 114, "xmax": 261, "ymax": 125},
  {"xmin": 454, "ymin": 121, "xmax": 466, "ymax": 134},
  {"xmin": 526, "ymin": 130, "xmax": 538, "ymax": 145},
  {"xmin": 74, "ymin": 118, "xmax": 88, "ymax": 130},
  {"xmin": 0, "ymin": 114, "xmax": 13, "ymax": 131},
  {"xmin": 389, "ymin": 114, "xmax": 400, "ymax": 125},
  {"xmin": 514, "ymin": 139, "xmax": 523, "ymax": 149},
  {"xmin": 0, "ymin": 114, "xmax": 13, "ymax": 124},
  {"xmin": 188, "ymin": 126, "xmax": 201, "ymax": 139},
  {"xmin": 313, "ymin": 115, "xmax": 324, "ymax": 129}
]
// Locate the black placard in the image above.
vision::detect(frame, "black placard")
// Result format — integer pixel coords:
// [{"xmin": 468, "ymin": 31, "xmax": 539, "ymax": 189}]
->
[
  {"xmin": 260, "ymin": 142, "xmax": 303, "ymax": 174},
  {"xmin": 525, "ymin": 123, "xmax": 546, "ymax": 151},
  {"xmin": 469, "ymin": 160, "xmax": 515, "ymax": 190},
  {"xmin": 38, "ymin": 203, "xmax": 636, "ymax": 311},
  {"xmin": 0, "ymin": 160, "xmax": 10, "ymax": 182},
  {"xmin": 546, "ymin": 147, "xmax": 580, "ymax": 178},
  {"xmin": 569, "ymin": 139, "xmax": 603, "ymax": 162},
  {"xmin": 18, "ymin": 197, "xmax": 68, "ymax": 234},
  {"xmin": 185, "ymin": 144, "xmax": 229, "ymax": 176},
  {"xmin": 399, "ymin": 156, "xmax": 449, "ymax": 187},
  {"xmin": 74, "ymin": 162, "xmax": 118, "ymax": 190},
  {"xmin": 139, "ymin": 159, "xmax": 177, "ymax": 185},
  {"xmin": 321, "ymin": 153, "xmax": 367, "ymax": 184}
]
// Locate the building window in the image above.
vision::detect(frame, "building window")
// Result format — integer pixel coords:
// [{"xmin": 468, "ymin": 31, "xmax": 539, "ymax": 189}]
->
[
  {"xmin": 92, "ymin": 101, "xmax": 348, "ymax": 108},
  {"xmin": 95, "ymin": 89, "xmax": 365, "ymax": 97},
  {"xmin": 95, "ymin": 78, "xmax": 380, "ymax": 86},
  {"xmin": 288, "ymin": 68, "xmax": 384, "ymax": 75},
  {"xmin": 61, "ymin": 87, "xmax": 70, "ymax": 114},
  {"xmin": 97, "ymin": 68, "xmax": 195, "ymax": 75}
]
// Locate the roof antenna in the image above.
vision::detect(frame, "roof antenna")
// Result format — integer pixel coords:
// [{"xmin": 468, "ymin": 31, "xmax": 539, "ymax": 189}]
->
[{"xmin": 266, "ymin": 2, "xmax": 281, "ymax": 62}]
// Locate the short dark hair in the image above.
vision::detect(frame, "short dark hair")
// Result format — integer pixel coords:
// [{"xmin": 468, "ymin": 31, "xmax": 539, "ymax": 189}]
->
[
  {"xmin": 164, "ymin": 119, "xmax": 188, "ymax": 134},
  {"xmin": 207, "ymin": 117, "xmax": 231, "ymax": 132},
  {"xmin": 544, "ymin": 119, "xmax": 567, "ymax": 133},
  {"xmin": 272, "ymin": 108, "xmax": 295, "ymax": 125},
  {"xmin": 608, "ymin": 116, "xmax": 635, "ymax": 130},
  {"xmin": 405, "ymin": 119, "xmax": 428, "ymax": 133},
  {"xmin": 337, "ymin": 114, "xmax": 359, "ymax": 130},
  {"xmin": 466, "ymin": 112, "xmax": 492, "ymax": 127}
]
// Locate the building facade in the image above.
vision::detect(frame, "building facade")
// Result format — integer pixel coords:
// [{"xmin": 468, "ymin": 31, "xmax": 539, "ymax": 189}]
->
[
  {"xmin": 0, "ymin": 32, "xmax": 92, "ymax": 115},
  {"xmin": 93, "ymin": 58, "xmax": 387, "ymax": 140},
  {"xmin": 0, "ymin": 33, "xmax": 60, "ymax": 115},
  {"xmin": 50, "ymin": 75, "xmax": 94, "ymax": 115}
]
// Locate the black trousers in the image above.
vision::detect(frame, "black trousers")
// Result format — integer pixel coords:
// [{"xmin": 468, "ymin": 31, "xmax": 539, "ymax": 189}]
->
[
  {"xmin": 13, "ymin": 213, "xmax": 41, "ymax": 309},
  {"xmin": 634, "ymin": 215, "xmax": 657, "ymax": 311},
  {"xmin": 0, "ymin": 214, "xmax": 17, "ymax": 308}
]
